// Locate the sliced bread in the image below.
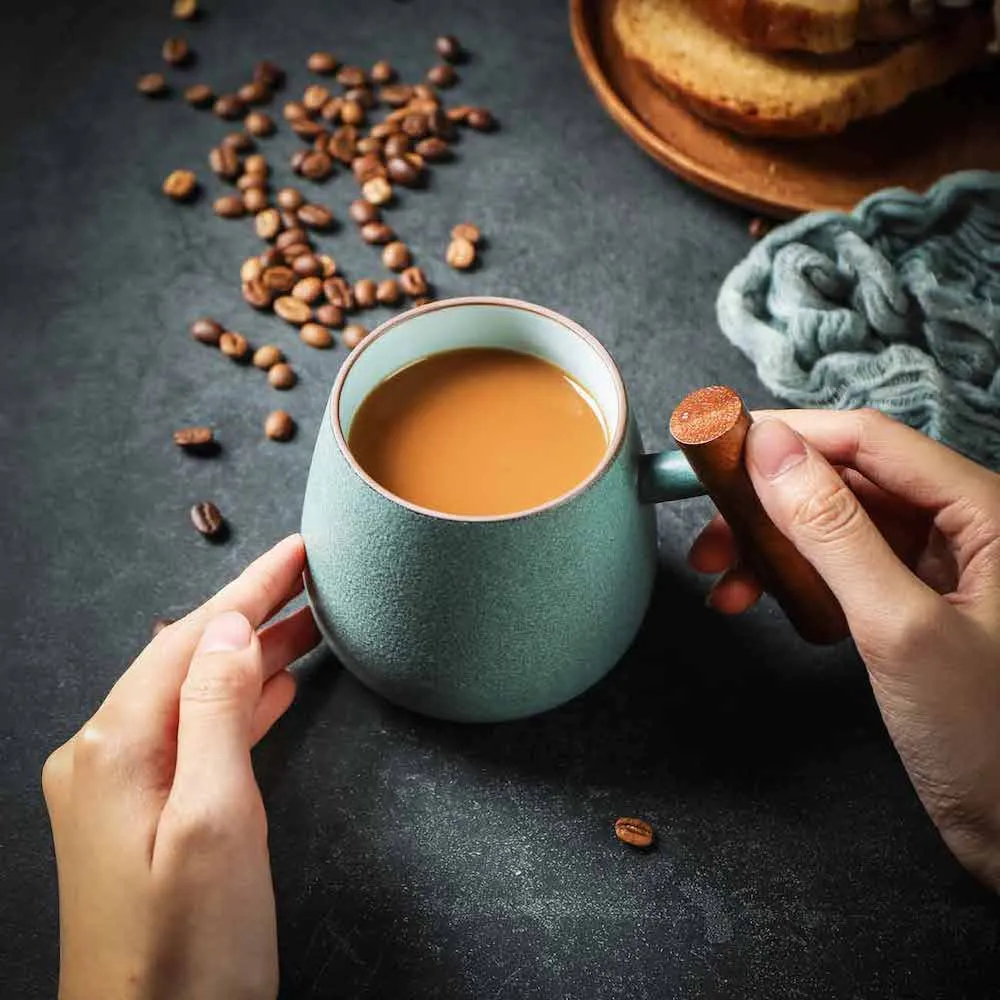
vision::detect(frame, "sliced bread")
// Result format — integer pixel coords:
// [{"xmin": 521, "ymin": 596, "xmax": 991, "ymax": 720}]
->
[
  {"xmin": 613, "ymin": 0, "xmax": 992, "ymax": 138},
  {"xmin": 700, "ymin": 0, "xmax": 937, "ymax": 54}
]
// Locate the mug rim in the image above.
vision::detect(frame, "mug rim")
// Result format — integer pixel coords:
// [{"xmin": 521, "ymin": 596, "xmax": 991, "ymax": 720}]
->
[{"xmin": 329, "ymin": 295, "xmax": 630, "ymax": 523}]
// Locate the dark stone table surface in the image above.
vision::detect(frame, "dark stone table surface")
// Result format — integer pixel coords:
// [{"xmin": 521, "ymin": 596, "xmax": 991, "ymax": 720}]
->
[{"xmin": 2, "ymin": 1, "xmax": 998, "ymax": 996}]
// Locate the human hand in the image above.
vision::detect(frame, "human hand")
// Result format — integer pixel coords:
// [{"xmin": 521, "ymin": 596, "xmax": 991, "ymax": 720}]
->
[
  {"xmin": 42, "ymin": 534, "xmax": 321, "ymax": 1000},
  {"xmin": 689, "ymin": 409, "xmax": 1000, "ymax": 890}
]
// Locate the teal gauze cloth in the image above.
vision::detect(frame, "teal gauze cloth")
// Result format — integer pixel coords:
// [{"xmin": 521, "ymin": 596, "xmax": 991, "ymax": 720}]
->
[{"xmin": 716, "ymin": 171, "xmax": 1000, "ymax": 469}]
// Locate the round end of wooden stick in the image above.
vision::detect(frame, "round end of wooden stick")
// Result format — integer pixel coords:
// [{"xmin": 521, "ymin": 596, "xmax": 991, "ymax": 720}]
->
[{"xmin": 669, "ymin": 386, "xmax": 744, "ymax": 446}]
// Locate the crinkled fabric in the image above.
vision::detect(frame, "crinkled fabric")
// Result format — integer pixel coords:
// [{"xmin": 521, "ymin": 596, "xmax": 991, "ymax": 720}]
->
[{"xmin": 716, "ymin": 171, "xmax": 1000, "ymax": 469}]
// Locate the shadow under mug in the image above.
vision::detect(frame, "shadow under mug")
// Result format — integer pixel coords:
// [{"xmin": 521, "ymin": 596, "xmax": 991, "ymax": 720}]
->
[{"xmin": 301, "ymin": 296, "xmax": 707, "ymax": 722}]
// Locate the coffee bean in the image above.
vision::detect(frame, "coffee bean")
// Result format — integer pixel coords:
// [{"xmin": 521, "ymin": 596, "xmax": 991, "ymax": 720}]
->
[
  {"xmin": 151, "ymin": 616, "xmax": 176, "ymax": 637},
  {"xmin": 369, "ymin": 59, "xmax": 395, "ymax": 84},
  {"xmin": 213, "ymin": 195, "xmax": 245, "ymax": 218},
  {"xmin": 268, "ymin": 362, "xmax": 297, "ymax": 390},
  {"xmin": 209, "ymin": 145, "xmax": 240, "ymax": 180},
  {"xmin": 297, "ymin": 203, "xmax": 334, "ymax": 230},
  {"xmin": 447, "ymin": 105, "xmax": 472, "ymax": 123},
  {"xmin": 239, "ymin": 81, "xmax": 271, "ymax": 105},
  {"xmin": 329, "ymin": 126, "xmax": 358, "ymax": 164},
  {"xmin": 274, "ymin": 296, "xmax": 312, "ymax": 325},
  {"xmin": 190, "ymin": 317, "xmax": 223, "ymax": 345},
  {"xmin": 243, "ymin": 188, "xmax": 268, "ymax": 213},
  {"xmin": 222, "ymin": 131, "xmax": 254, "ymax": 152},
  {"xmin": 369, "ymin": 122, "xmax": 394, "ymax": 141},
  {"xmin": 262, "ymin": 266, "xmax": 296, "ymax": 293},
  {"xmin": 236, "ymin": 172, "xmax": 265, "ymax": 192},
  {"xmin": 242, "ymin": 154, "xmax": 267, "ymax": 178},
  {"xmin": 413, "ymin": 83, "xmax": 438, "ymax": 102},
  {"xmin": 260, "ymin": 247, "xmax": 283, "ymax": 268},
  {"xmin": 467, "ymin": 107, "xmax": 495, "ymax": 131},
  {"xmin": 387, "ymin": 156, "xmax": 421, "ymax": 187},
  {"xmin": 414, "ymin": 136, "xmax": 451, "ymax": 162},
  {"xmin": 162, "ymin": 37, "xmax": 190, "ymax": 66},
  {"xmin": 427, "ymin": 64, "xmax": 456, "ymax": 88},
  {"xmin": 242, "ymin": 277, "xmax": 271, "ymax": 309},
  {"xmin": 162, "ymin": 169, "xmax": 198, "ymax": 201},
  {"xmin": 190, "ymin": 501, "xmax": 225, "ymax": 539},
  {"xmin": 271, "ymin": 189, "xmax": 300, "ymax": 212},
  {"xmin": 293, "ymin": 276, "xmax": 323, "ymax": 303},
  {"xmin": 253, "ymin": 208, "xmax": 281, "ymax": 241},
  {"xmin": 381, "ymin": 133, "xmax": 409, "ymax": 160},
  {"xmin": 265, "ymin": 410, "xmax": 295, "ymax": 441},
  {"xmin": 281, "ymin": 242, "xmax": 312, "ymax": 261},
  {"xmin": 401, "ymin": 113, "xmax": 429, "ymax": 139},
  {"xmin": 245, "ymin": 110, "xmax": 275, "ymax": 136},
  {"xmin": 400, "ymin": 266, "xmax": 428, "ymax": 296},
  {"xmin": 283, "ymin": 100, "xmax": 308, "ymax": 122},
  {"xmin": 315, "ymin": 303, "xmax": 344, "ymax": 328},
  {"xmin": 214, "ymin": 94, "xmax": 246, "ymax": 120},
  {"xmin": 382, "ymin": 241, "xmax": 411, "ymax": 271},
  {"xmin": 241, "ymin": 256, "xmax": 264, "ymax": 283},
  {"xmin": 356, "ymin": 137, "xmax": 382, "ymax": 158},
  {"xmin": 276, "ymin": 228, "xmax": 309, "ymax": 251},
  {"xmin": 288, "ymin": 255, "xmax": 319, "ymax": 279},
  {"xmin": 318, "ymin": 254, "xmax": 338, "ymax": 277},
  {"xmin": 253, "ymin": 344, "xmax": 283, "ymax": 369},
  {"xmin": 138, "ymin": 72, "xmax": 168, "ymax": 96},
  {"xmin": 614, "ymin": 817, "xmax": 654, "ymax": 849},
  {"xmin": 362, "ymin": 177, "xmax": 393, "ymax": 206},
  {"xmin": 435, "ymin": 35, "xmax": 463, "ymax": 61},
  {"xmin": 349, "ymin": 199, "xmax": 379, "ymax": 225},
  {"xmin": 300, "ymin": 150, "xmax": 333, "ymax": 181},
  {"xmin": 451, "ymin": 222, "xmax": 481, "ymax": 243},
  {"xmin": 342, "ymin": 324, "xmax": 367, "ymax": 350},
  {"xmin": 300, "ymin": 322, "xmax": 333, "ymax": 349},
  {"xmin": 428, "ymin": 108, "xmax": 456, "ymax": 140},
  {"xmin": 323, "ymin": 276, "xmax": 354, "ymax": 311},
  {"xmin": 446, "ymin": 236, "xmax": 476, "ymax": 270},
  {"xmin": 173, "ymin": 425, "xmax": 214, "ymax": 449},
  {"xmin": 353, "ymin": 279, "xmax": 377, "ymax": 309},
  {"xmin": 369, "ymin": 281, "xmax": 398, "ymax": 307},
  {"xmin": 308, "ymin": 51, "xmax": 338, "ymax": 74},
  {"xmin": 254, "ymin": 60, "xmax": 285, "ymax": 89},
  {"xmin": 340, "ymin": 100, "xmax": 365, "ymax": 126},
  {"xmin": 379, "ymin": 83, "xmax": 413, "ymax": 107},
  {"xmin": 184, "ymin": 83, "xmax": 214, "ymax": 107},
  {"xmin": 219, "ymin": 331, "xmax": 249, "ymax": 359},
  {"xmin": 303, "ymin": 84, "xmax": 331, "ymax": 112},
  {"xmin": 336, "ymin": 65, "xmax": 366, "ymax": 87},
  {"xmin": 749, "ymin": 217, "xmax": 772, "ymax": 240},
  {"xmin": 352, "ymin": 153, "xmax": 386, "ymax": 184},
  {"xmin": 360, "ymin": 220, "xmax": 394, "ymax": 245},
  {"xmin": 172, "ymin": 0, "xmax": 198, "ymax": 19},
  {"xmin": 320, "ymin": 96, "xmax": 344, "ymax": 122}
]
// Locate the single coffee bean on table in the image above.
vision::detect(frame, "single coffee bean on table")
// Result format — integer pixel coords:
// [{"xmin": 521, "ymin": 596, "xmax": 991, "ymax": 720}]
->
[
  {"xmin": 190, "ymin": 501, "xmax": 225, "ymax": 539},
  {"xmin": 324, "ymin": 276, "xmax": 355, "ymax": 310},
  {"xmin": 362, "ymin": 177, "xmax": 392, "ymax": 206},
  {"xmin": 161, "ymin": 37, "xmax": 190, "ymax": 66},
  {"xmin": 340, "ymin": 100, "xmax": 365, "ymax": 126},
  {"xmin": 342, "ymin": 324, "xmax": 367, "ymax": 350},
  {"xmin": 254, "ymin": 60, "xmax": 285, "ymax": 89},
  {"xmin": 242, "ymin": 277, "xmax": 272, "ymax": 309},
  {"xmin": 265, "ymin": 410, "xmax": 295, "ymax": 441},
  {"xmin": 435, "ymin": 35, "xmax": 463, "ymax": 61},
  {"xmin": 376, "ymin": 278, "xmax": 401, "ymax": 305},
  {"xmin": 162, "ymin": 169, "xmax": 198, "ymax": 201},
  {"xmin": 415, "ymin": 137, "xmax": 450, "ymax": 162},
  {"xmin": 466, "ymin": 107, "xmax": 496, "ymax": 131},
  {"xmin": 223, "ymin": 131, "xmax": 254, "ymax": 152},
  {"xmin": 190, "ymin": 317, "xmax": 223, "ymax": 345},
  {"xmin": 361, "ymin": 221, "xmax": 394, "ymax": 245},
  {"xmin": 382, "ymin": 241, "xmax": 411, "ymax": 271},
  {"xmin": 292, "ymin": 276, "xmax": 323, "ymax": 303},
  {"xmin": 219, "ymin": 331, "xmax": 249, "ymax": 359},
  {"xmin": 172, "ymin": 0, "xmax": 198, "ymax": 20},
  {"xmin": 237, "ymin": 172, "xmax": 265, "ymax": 191},
  {"xmin": 308, "ymin": 51, "xmax": 337, "ymax": 74},
  {"xmin": 400, "ymin": 266, "xmax": 428, "ymax": 296},
  {"xmin": 297, "ymin": 203, "xmax": 334, "ymax": 229},
  {"xmin": 243, "ymin": 188, "xmax": 268, "ymax": 214},
  {"xmin": 292, "ymin": 253, "xmax": 322, "ymax": 277},
  {"xmin": 426, "ymin": 64, "xmax": 457, "ymax": 88},
  {"xmin": 209, "ymin": 145, "xmax": 241, "ymax": 180},
  {"xmin": 315, "ymin": 303, "xmax": 344, "ymax": 328},
  {"xmin": 184, "ymin": 83, "xmax": 214, "ymax": 107},
  {"xmin": 349, "ymin": 199, "xmax": 380, "ymax": 225},
  {"xmin": 214, "ymin": 94, "xmax": 247, "ymax": 120},
  {"xmin": 354, "ymin": 279, "xmax": 377, "ymax": 309},
  {"xmin": 370, "ymin": 60, "xmax": 395, "ymax": 83},
  {"xmin": 336, "ymin": 65, "xmax": 366, "ymax": 87},
  {"xmin": 213, "ymin": 195, "xmax": 245, "ymax": 218},
  {"xmin": 274, "ymin": 296, "xmax": 312, "ymax": 325},
  {"xmin": 446, "ymin": 236, "xmax": 476, "ymax": 270},
  {"xmin": 245, "ymin": 111, "xmax": 275, "ymax": 136},
  {"xmin": 253, "ymin": 344, "xmax": 283, "ymax": 369},
  {"xmin": 277, "ymin": 187, "xmax": 304, "ymax": 210},
  {"xmin": 238, "ymin": 80, "xmax": 271, "ymax": 105},
  {"xmin": 300, "ymin": 322, "xmax": 333, "ymax": 349},
  {"xmin": 244, "ymin": 153, "xmax": 268, "ymax": 177},
  {"xmin": 137, "ymin": 72, "xmax": 168, "ymax": 96},
  {"xmin": 387, "ymin": 156, "xmax": 420, "ymax": 187},
  {"xmin": 173, "ymin": 426, "xmax": 214, "ymax": 450},
  {"xmin": 255, "ymin": 208, "xmax": 282, "ymax": 240},
  {"xmin": 268, "ymin": 362, "xmax": 297, "ymax": 390},
  {"xmin": 614, "ymin": 817, "xmax": 654, "ymax": 849}
]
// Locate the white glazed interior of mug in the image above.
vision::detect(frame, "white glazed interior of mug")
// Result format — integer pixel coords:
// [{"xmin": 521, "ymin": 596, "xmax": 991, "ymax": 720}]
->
[{"xmin": 332, "ymin": 296, "xmax": 628, "ymax": 520}]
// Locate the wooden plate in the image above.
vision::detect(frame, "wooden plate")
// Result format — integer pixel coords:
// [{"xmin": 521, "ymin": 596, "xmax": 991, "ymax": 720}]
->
[{"xmin": 570, "ymin": 0, "xmax": 1000, "ymax": 217}]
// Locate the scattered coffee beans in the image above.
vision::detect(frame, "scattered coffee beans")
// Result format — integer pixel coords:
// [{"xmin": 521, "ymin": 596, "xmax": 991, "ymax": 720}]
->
[
  {"xmin": 614, "ymin": 817, "xmax": 654, "ymax": 849},
  {"xmin": 268, "ymin": 362, "xmax": 297, "ymax": 389},
  {"xmin": 467, "ymin": 107, "xmax": 495, "ymax": 131},
  {"xmin": 253, "ymin": 344, "xmax": 283, "ymax": 369},
  {"xmin": 219, "ymin": 331, "xmax": 249, "ymax": 359},
  {"xmin": 446, "ymin": 236, "xmax": 476, "ymax": 270},
  {"xmin": 361, "ymin": 220, "xmax": 393, "ymax": 244},
  {"xmin": 162, "ymin": 37, "xmax": 190, "ymax": 66},
  {"xmin": 190, "ymin": 318, "xmax": 223, "ymax": 345},
  {"xmin": 300, "ymin": 322, "xmax": 333, "ymax": 349},
  {"xmin": 173, "ymin": 426, "xmax": 214, "ymax": 449},
  {"xmin": 190, "ymin": 501, "xmax": 225, "ymax": 538},
  {"xmin": 163, "ymin": 169, "xmax": 198, "ymax": 201},
  {"xmin": 213, "ymin": 194, "xmax": 245, "ymax": 218},
  {"xmin": 265, "ymin": 409, "xmax": 295, "ymax": 441},
  {"xmin": 138, "ymin": 72, "xmax": 168, "ymax": 96},
  {"xmin": 308, "ymin": 51, "xmax": 338, "ymax": 74}
]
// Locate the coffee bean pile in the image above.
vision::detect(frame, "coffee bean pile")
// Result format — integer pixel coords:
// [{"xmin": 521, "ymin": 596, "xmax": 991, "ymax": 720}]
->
[{"xmin": 137, "ymin": 8, "xmax": 498, "ymax": 551}]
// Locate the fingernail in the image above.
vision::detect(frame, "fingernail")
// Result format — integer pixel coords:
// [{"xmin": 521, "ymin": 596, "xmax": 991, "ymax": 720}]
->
[
  {"xmin": 747, "ymin": 419, "xmax": 807, "ymax": 480},
  {"xmin": 196, "ymin": 611, "xmax": 252, "ymax": 654}
]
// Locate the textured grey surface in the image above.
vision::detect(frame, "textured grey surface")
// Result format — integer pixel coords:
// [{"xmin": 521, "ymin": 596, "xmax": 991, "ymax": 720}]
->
[{"xmin": 0, "ymin": 1, "xmax": 998, "ymax": 997}]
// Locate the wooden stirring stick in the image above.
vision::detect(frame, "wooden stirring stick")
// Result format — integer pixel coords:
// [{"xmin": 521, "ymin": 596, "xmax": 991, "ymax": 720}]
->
[{"xmin": 670, "ymin": 386, "xmax": 848, "ymax": 645}]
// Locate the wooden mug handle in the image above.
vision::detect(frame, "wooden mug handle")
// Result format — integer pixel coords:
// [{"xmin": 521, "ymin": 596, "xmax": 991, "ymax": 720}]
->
[{"xmin": 670, "ymin": 386, "xmax": 848, "ymax": 645}]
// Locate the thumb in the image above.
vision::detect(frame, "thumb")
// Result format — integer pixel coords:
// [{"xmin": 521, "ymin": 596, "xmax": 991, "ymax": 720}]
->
[
  {"xmin": 745, "ymin": 418, "xmax": 931, "ymax": 631},
  {"xmin": 173, "ymin": 611, "xmax": 261, "ymax": 800}
]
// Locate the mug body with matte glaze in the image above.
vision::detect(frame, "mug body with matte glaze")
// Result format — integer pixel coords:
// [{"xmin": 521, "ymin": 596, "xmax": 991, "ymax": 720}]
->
[{"xmin": 301, "ymin": 297, "xmax": 700, "ymax": 722}]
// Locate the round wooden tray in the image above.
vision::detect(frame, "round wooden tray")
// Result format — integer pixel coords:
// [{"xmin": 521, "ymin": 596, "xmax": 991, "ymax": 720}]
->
[{"xmin": 570, "ymin": 0, "xmax": 1000, "ymax": 217}]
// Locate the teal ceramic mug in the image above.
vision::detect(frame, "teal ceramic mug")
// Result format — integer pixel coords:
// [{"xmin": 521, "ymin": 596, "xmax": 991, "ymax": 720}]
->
[{"xmin": 301, "ymin": 297, "xmax": 708, "ymax": 723}]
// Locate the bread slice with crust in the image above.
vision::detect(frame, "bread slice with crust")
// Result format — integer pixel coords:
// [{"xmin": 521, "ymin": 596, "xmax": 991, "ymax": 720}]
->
[
  {"xmin": 701, "ymin": 0, "xmax": 937, "ymax": 54},
  {"xmin": 613, "ymin": 0, "xmax": 993, "ymax": 138}
]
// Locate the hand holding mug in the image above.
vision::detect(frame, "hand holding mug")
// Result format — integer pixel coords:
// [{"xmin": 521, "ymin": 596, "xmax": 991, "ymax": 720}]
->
[
  {"xmin": 690, "ymin": 409, "xmax": 1000, "ymax": 890},
  {"xmin": 42, "ymin": 536, "xmax": 319, "ymax": 1000}
]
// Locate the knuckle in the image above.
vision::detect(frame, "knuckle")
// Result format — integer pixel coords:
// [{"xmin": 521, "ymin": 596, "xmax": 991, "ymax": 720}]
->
[
  {"xmin": 71, "ymin": 719, "xmax": 119, "ymax": 774},
  {"xmin": 790, "ymin": 476, "xmax": 864, "ymax": 545},
  {"xmin": 859, "ymin": 597, "xmax": 943, "ymax": 669},
  {"xmin": 181, "ymin": 655, "xmax": 258, "ymax": 706},
  {"xmin": 41, "ymin": 745, "xmax": 70, "ymax": 801},
  {"xmin": 166, "ymin": 795, "xmax": 265, "ymax": 855}
]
